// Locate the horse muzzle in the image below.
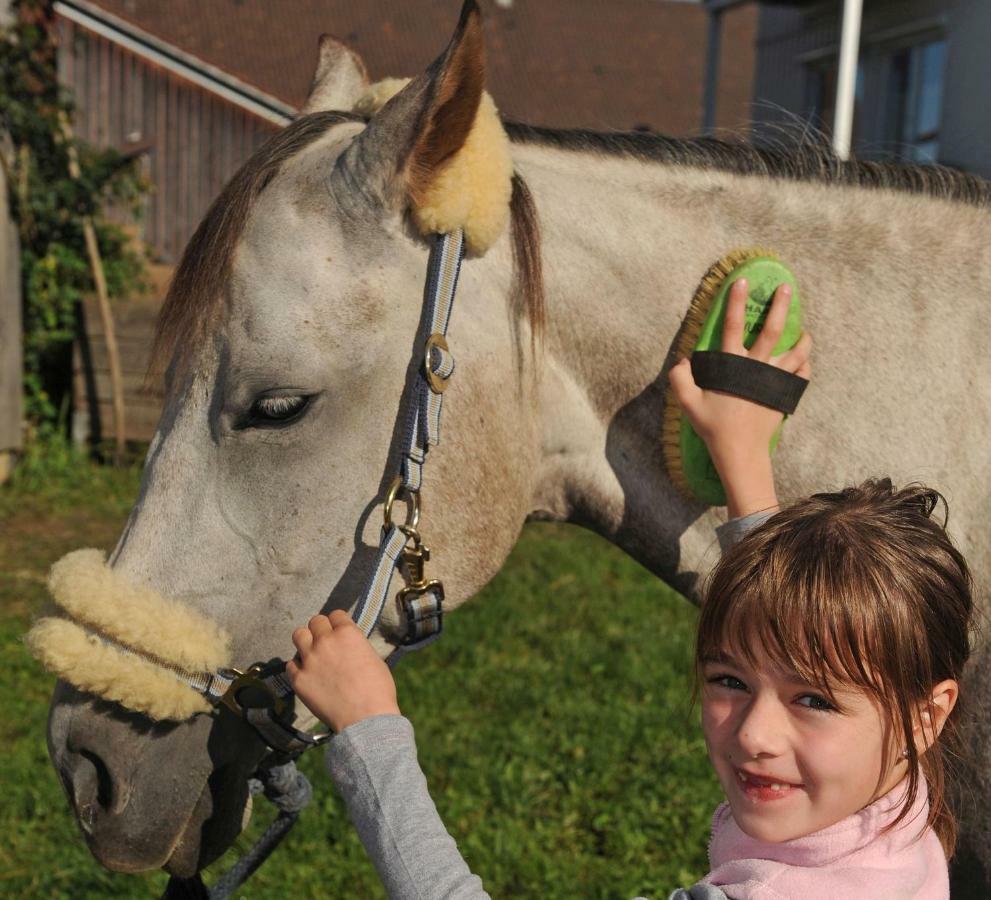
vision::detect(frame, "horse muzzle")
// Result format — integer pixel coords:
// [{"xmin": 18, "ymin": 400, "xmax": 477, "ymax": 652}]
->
[{"xmin": 48, "ymin": 681, "xmax": 263, "ymax": 876}]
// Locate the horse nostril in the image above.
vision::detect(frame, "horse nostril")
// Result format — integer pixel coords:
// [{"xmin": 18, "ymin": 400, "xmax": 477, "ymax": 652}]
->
[{"xmin": 71, "ymin": 749, "xmax": 115, "ymax": 831}]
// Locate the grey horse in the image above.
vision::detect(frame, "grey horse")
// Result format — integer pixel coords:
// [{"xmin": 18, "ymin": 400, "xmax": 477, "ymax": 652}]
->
[{"xmin": 45, "ymin": 1, "xmax": 991, "ymax": 892}]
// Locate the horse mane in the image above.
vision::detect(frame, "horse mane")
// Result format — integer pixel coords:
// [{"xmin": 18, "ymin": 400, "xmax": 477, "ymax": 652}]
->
[
  {"xmin": 504, "ymin": 120, "xmax": 991, "ymax": 208},
  {"xmin": 153, "ymin": 111, "xmax": 987, "ymax": 376}
]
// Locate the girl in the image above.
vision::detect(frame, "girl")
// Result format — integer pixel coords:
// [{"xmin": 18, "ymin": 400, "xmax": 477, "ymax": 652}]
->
[{"xmin": 287, "ymin": 280, "xmax": 972, "ymax": 899}]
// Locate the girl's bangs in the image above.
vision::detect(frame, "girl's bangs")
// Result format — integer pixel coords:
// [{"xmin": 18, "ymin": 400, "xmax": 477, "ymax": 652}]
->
[{"xmin": 697, "ymin": 540, "xmax": 896, "ymax": 707}]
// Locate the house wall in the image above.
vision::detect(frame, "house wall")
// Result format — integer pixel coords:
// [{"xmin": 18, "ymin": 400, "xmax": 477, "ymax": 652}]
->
[
  {"xmin": 87, "ymin": 0, "xmax": 760, "ymax": 137},
  {"xmin": 939, "ymin": 0, "xmax": 991, "ymax": 177},
  {"xmin": 752, "ymin": 0, "xmax": 990, "ymax": 179}
]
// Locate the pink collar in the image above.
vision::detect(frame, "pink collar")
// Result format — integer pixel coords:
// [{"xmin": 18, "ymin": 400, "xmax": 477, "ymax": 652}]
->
[{"xmin": 703, "ymin": 779, "xmax": 948, "ymax": 899}]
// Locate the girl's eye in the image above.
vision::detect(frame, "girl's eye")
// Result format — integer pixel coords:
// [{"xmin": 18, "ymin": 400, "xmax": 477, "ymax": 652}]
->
[
  {"xmin": 707, "ymin": 674, "xmax": 748, "ymax": 692},
  {"xmin": 796, "ymin": 693, "xmax": 837, "ymax": 713},
  {"xmin": 247, "ymin": 394, "xmax": 311, "ymax": 426}
]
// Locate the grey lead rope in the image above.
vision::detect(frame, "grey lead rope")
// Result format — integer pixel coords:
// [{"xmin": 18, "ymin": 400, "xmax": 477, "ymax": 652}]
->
[
  {"xmin": 162, "ymin": 760, "xmax": 313, "ymax": 900},
  {"xmin": 208, "ymin": 762, "xmax": 313, "ymax": 900},
  {"xmin": 209, "ymin": 812, "xmax": 300, "ymax": 899}
]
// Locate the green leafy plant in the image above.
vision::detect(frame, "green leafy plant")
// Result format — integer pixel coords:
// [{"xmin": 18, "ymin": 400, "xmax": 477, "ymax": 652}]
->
[{"xmin": 0, "ymin": 0, "xmax": 148, "ymax": 439}]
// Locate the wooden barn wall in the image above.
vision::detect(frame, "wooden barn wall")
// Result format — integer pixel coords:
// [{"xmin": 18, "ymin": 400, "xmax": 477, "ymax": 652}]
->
[
  {"xmin": 72, "ymin": 282, "xmax": 167, "ymax": 445},
  {"xmin": 56, "ymin": 18, "xmax": 281, "ymax": 443},
  {"xmin": 56, "ymin": 17, "xmax": 278, "ymax": 264}
]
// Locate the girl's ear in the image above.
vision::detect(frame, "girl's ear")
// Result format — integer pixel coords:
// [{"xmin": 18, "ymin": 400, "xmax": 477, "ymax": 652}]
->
[{"xmin": 913, "ymin": 679, "xmax": 959, "ymax": 754}]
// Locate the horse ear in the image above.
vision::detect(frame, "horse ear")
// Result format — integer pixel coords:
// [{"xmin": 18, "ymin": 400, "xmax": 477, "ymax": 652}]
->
[
  {"xmin": 331, "ymin": 0, "xmax": 485, "ymax": 215},
  {"xmin": 301, "ymin": 34, "xmax": 370, "ymax": 113}
]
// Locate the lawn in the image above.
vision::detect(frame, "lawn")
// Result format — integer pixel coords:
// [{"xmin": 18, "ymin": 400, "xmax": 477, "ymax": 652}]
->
[{"xmin": 0, "ymin": 447, "xmax": 722, "ymax": 899}]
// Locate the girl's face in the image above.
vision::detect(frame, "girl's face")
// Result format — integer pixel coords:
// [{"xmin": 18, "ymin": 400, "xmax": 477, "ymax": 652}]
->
[{"xmin": 700, "ymin": 650, "xmax": 905, "ymax": 843}]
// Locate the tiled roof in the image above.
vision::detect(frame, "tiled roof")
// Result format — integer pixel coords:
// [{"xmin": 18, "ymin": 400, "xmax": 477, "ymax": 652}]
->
[{"xmin": 73, "ymin": 0, "xmax": 757, "ymax": 134}]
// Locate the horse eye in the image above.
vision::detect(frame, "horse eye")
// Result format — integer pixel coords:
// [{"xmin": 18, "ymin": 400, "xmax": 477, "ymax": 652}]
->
[{"xmin": 247, "ymin": 394, "xmax": 310, "ymax": 425}]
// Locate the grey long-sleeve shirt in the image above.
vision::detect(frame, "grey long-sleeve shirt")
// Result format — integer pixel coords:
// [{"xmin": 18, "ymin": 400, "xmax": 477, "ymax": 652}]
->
[
  {"xmin": 325, "ymin": 512, "xmax": 774, "ymax": 899},
  {"xmin": 326, "ymin": 715, "xmax": 489, "ymax": 899},
  {"xmin": 326, "ymin": 715, "xmax": 732, "ymax": 899}
]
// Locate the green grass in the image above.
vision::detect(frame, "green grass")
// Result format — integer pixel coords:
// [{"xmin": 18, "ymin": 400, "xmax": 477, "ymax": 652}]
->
[{"xmin": 0, "ymin": 454, "xmax": 722, "ymax": 899}]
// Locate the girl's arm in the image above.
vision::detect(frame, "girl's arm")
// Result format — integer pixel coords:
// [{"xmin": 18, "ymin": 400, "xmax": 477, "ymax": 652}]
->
[
  {"xmin": 287, "ymin": 611, "xmax": 490, "ymax": 899},
  {"xmin": 667, "ymin": 278, "xmax": 811, "ymax": 519},
  {"xmin": 325, "ymin": 714, "xmax": 490, "ymax": 900}
]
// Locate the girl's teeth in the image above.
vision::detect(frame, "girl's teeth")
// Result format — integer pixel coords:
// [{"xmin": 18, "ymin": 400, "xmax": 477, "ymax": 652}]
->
[{"xmin": 737, "ymin": 771, "xmax": 790, "ymax": 791}]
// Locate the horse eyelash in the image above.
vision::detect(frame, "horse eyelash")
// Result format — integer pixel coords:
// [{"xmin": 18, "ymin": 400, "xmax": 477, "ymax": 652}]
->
[
  {"xmin": 241, "ymin": 394, "xmax": 311, "ymax": 428},
  {"xmin": 257, "ymin": 396, "xmax": 306, "ymax": 417}
]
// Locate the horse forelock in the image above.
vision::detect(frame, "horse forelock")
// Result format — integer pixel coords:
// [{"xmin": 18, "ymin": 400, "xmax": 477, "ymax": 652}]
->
[
  {"xmin": 151, "ymin": 111, "xmax": 364, "ymax": 378},
  {"xmin": 151, "ymin": 111, "xmax": 546, "ymax": 383}
]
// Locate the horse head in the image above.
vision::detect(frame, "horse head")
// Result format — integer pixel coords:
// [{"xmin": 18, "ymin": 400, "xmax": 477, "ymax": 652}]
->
[{"xmin": 43, "ymin": 1, "xmax": 546, "ymax": 876}]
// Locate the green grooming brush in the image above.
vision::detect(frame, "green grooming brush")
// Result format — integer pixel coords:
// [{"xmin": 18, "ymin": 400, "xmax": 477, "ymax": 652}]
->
[{"xmin": 663, "ymin": 250, "xmax": 803, "ymax": 506}]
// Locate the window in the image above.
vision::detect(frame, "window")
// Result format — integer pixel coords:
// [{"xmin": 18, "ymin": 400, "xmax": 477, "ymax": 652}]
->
[{"xmin": 887, "ymin": 38, "xmax": 947, "ymax": 163}]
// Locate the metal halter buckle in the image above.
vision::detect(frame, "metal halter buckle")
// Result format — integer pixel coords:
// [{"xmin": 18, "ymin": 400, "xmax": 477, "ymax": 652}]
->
[
  {"xmin": 395, "ymin": 529, "xmax": 444, "ymax": 645},
  {"xmin": 423, "ymin": 333, "xmax": 452, "ymax": 394},
  {"xmin": 396, "ymin": 583, "xmax": 444, "ymax": 644},
  {"xmin": 219, "ymin": 662, "xmax": 289, "ymax": 719}
]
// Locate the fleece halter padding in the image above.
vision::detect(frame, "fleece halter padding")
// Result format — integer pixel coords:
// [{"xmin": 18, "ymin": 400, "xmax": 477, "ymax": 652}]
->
[
  {"xmin": 354, "ymin": 78, "xmax": 513, "ymax": 255},
  {"xmin": 25, "ymin": 549, "xmax": 231, "ymax": 720}
]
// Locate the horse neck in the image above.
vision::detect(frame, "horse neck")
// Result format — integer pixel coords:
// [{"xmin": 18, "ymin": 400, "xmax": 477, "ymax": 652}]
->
[
  {"xmin": 512, "ymin": 138, "xmax": 989, "ymax": 592},
  {"xmin": 513, "ymin": 142, "xmax": 726, "ymax": 587}
]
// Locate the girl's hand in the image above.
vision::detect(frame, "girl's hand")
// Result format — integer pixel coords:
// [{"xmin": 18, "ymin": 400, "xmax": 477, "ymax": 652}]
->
[
  {"xmin": 668, "ymin": 279, "xmax": 811, "ymax": 518},
  {"xmin": 287, "ymin": 610, "xmax": 401, "ymax": 733}
]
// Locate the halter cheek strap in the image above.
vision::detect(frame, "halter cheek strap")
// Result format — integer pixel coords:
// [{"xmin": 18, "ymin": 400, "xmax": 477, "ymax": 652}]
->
[{"xmin": 350, "ymin": 228, "xmax": 464, "ymax": 650}]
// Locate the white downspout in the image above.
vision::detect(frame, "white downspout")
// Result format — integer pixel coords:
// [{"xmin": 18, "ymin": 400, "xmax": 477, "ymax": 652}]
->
[{"xmin": 832, "ymin": 0, "xmax": 864, "ymax": 159}]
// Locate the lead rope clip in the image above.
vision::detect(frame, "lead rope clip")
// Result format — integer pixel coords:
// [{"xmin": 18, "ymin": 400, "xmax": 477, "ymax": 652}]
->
[{"xmin": 395, "ymin": 526, "xmax": 444, "ymax": 646}]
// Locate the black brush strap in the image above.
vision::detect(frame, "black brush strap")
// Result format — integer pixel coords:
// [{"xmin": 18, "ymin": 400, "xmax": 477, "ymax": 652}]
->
[{"xmin": 691, "ymin": 351, "xmax": 808, "ymax": 415}]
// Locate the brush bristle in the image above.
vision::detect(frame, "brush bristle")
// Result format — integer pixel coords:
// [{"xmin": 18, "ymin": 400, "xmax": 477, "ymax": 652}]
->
[{"xmin": 662, "ymin": 248, "xmax": 778, "ymax": 501}]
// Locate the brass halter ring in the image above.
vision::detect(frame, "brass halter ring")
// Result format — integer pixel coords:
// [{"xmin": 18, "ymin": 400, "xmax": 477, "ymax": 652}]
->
[{"xmin": 383, "ymin": 475, "xmax": 421, "ymax": 531}]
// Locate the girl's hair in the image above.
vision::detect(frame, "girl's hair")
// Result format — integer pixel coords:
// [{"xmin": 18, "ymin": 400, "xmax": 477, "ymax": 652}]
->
[{"xmin": 695, "ymin": 479, "xmax": 973, "ymax": 857}]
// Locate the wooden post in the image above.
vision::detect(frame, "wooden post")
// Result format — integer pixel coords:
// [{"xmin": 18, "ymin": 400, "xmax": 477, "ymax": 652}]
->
[
  {"xmin": 59, "ymin": 111, "xmax": 127, "ymax": 464},
  {"xmin": 0, "ymin": 131, "xmax": 22, "ymax": 484}
]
